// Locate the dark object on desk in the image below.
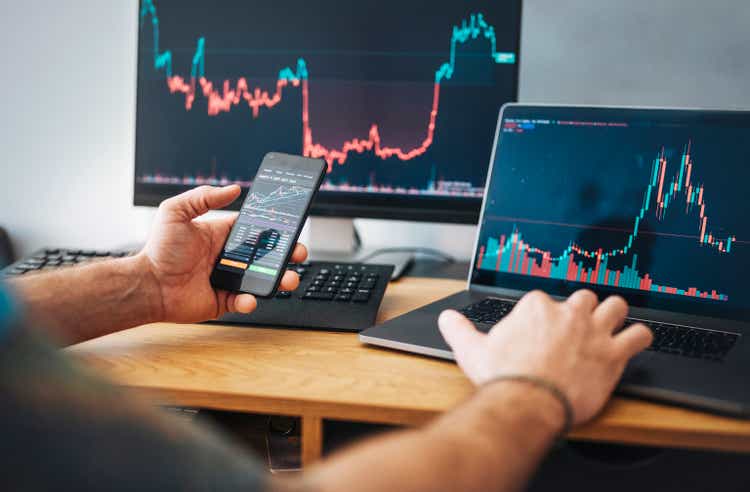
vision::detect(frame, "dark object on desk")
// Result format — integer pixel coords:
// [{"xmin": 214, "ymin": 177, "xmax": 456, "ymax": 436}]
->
[
  {"xmin": 1, "ymin": 248, "xmax": 132, "ymax": 276},
  {"xmin": 0, "ymin": 227, "xmax": 14, "ymax": 268},
  {"xmin": 405, "ymin": 259, "xmax": 470, "ymax": 280},
  {"xmin": 359, "ymin": 247, "xmax": 456, "ymax": 280},
  {"xmin": 218, "ymin": 262, "xmax": 394, "ymax": 332}
]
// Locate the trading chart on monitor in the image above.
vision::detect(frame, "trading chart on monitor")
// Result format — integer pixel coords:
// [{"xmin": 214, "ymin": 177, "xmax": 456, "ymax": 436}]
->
[
  {"xmin": 134, "ymin": 0, "xmax": 520, "ymax": 200},
  {"xmin": 473, "ymin": 107, "xmax": 750, "ymax": 316}
]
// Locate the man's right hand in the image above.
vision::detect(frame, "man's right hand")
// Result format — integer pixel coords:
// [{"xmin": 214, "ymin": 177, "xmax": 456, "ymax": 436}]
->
[{"xmin": 438, "ymin": 290, "xmax": 653, "ymax": 425}]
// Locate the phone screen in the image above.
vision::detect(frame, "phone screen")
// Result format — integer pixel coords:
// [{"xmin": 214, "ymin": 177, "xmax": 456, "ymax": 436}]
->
[{"xmin": 211, "ymin": 153, "xmax": 325, "ymax": 296}]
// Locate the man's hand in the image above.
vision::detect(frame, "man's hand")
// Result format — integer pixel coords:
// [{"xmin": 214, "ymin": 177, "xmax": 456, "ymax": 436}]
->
[
  {"xmin": 438, "ymin": 290, "xmax": 653, "ymax": 424},
  {"xmin": 139, "ymin": 184, "xmax": 307, "ymax": 323}
]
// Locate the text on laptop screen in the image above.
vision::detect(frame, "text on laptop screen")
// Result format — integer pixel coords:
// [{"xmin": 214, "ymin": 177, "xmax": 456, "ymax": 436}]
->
[{"xmin": 472, "ymin": 105, "xmax": 750, "ymax": 321}]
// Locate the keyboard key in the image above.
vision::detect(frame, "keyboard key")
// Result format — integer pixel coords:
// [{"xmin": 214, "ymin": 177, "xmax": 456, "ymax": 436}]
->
[
  {"xmin": 352, "ymin": 293, "xmax": 370, "ymax": 302},
  {"xmin": 459, "ymin": 298, "xmax": 516, "ymax": 325},
  {"xmin": 276, "ymin": 291, "xmax": 292, "ymax": 298},
  {"xmin": 306, "ymin": 285, "xmax": 321, "ymax": 292},
  {"xmin": 335, "ymin": 294, "xmax": 351, "ymax": 302},
  {"xmin": 302, "ymin": 292, "xmax": 334, "ymax": 300},
  {"xmin": 635, "ymin": 318, "xmax": 739, "ymax": 361}
]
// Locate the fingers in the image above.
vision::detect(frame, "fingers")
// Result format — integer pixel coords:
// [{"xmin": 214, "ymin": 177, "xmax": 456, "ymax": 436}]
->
[
  {"xmin": 278, "ymin": 270, "xmax": 301, "ymax": 292},
  {"xmin": 290, "ymin": 243, "xmax": 308, "ymax": 264},
  {"xmin": 613, "ymin": 323, "xmax": 653, "ymax": 360},
  {"xmin": 592, "ymin": 295, "xmax": 628, "ymax": 332},
  {"xmin": 566, "ymin": 289, "xmax": 599, "ymax": 312},
  {"xmin": 162, "ymin": 185, "xmax": 241, "ymax": 220},
  {"xmin": 438, "ymin": 310, "xmax": 485, "ymax": 362},
  {"xmin": 217, "ymin": 212, "xmax": 239, "ymax": 230},
  {"xmin": 232, "ymin": 293, "xmax": 257, "ymax": 314}
]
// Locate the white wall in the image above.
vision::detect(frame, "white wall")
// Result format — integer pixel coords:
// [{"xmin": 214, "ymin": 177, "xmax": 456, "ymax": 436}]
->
[{"xmin": 2, "ymin": 0, "xmax": 749, "ymax": 259}]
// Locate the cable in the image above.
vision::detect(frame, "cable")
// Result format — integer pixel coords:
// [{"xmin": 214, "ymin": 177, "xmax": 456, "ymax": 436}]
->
[
  {"xmin": 353, "ymin": 224, "xmax": 363, "ymax": 252},
  {"xmin": 358, "ymin": 247, "xmax": 456, "ymax": 264}
]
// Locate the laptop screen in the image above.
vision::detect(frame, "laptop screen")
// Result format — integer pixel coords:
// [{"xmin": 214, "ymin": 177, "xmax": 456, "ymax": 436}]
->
[{"xmin": 471, "ymin": 105, "xmax": 750, "ymax": 322}]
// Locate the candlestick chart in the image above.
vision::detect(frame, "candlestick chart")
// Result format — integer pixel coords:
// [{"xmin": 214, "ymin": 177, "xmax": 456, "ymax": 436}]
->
[
  {"xmin": 134, "ymin": 0, "xmax": 520, "ymax": 198},
  {"xmin": 474, "ymin": 110, "xmax": 750, "ymax": 308}
]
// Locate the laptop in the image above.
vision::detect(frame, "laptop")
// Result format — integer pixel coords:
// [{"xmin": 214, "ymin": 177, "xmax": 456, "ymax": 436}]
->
[{"xmin": 360, "ymin": 104, "xmax": 750, "ymax": 418}]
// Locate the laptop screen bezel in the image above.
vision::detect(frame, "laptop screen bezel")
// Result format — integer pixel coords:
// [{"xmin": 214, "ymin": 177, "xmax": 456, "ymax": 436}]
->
[{"xmin": 467, "ymin": 103, "xmax": 750, "ymax": 323}]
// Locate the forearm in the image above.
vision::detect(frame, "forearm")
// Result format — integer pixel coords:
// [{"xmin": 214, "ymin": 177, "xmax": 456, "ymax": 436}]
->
[
  {"xmin": 9, "ymin": 255, "xmax": 162, "ymax": 345},
  {"xmin": 293, "ymin": 382, "xmax": 563, "ymax": 492}
]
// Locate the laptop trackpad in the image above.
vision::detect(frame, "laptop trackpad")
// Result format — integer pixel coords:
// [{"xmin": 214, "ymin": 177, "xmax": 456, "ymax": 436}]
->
[{"xmin": 620, "ymin": 351, "xmax": 656, "ymax": 386}]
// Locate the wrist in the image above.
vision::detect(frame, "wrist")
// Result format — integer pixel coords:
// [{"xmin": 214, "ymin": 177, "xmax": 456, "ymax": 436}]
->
[
  {"xmin": 477, "ymin": 378, "xmax": 567, "ymax": 439},
  {"xmin": 128, "ymin": 253, "xmax": 166, "ymax": 324}
]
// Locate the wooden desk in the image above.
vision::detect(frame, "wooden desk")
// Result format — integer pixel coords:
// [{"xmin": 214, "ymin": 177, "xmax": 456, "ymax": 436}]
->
[{"xmin": 69, "ymin": 277, "xmax": 750, "ymax": 464}]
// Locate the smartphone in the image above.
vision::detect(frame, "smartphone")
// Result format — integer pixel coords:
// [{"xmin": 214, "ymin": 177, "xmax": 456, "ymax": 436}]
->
[{"xmin": 210, "ymin": 152, "xmax": 326, "ymax": 297}]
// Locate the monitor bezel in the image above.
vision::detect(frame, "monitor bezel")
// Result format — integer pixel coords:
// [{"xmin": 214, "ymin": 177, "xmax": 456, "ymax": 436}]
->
[
  {"xmin": 131, "ymin": 0, "xmax": 523, "ymax": 224},
  {"xmin": 468, "ymin": 103, "xmax": 750, "ymax": 323}
]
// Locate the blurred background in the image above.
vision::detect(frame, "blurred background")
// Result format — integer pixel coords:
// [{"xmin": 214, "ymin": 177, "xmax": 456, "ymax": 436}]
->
[{"xmin": 2, "ymin": 0, "xmax": 749, "ymax": 258}]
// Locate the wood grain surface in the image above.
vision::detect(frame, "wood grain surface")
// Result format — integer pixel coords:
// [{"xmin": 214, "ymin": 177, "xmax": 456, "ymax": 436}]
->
[{"xmin": 69, "ymin": 277, "xmax": 750, "ymax": 455}]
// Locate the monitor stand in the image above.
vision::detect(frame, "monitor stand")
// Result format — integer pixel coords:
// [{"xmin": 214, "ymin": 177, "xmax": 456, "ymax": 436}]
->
[{"xmin": 306, "ymin": 216, "xmax": 414, "ymax": 279}]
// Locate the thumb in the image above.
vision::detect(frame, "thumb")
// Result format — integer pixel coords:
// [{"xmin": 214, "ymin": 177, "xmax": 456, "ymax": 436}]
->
[
  {"xmin": 438, "ymin": 310, "xmax": 484, "ymax": 363},
  {"xmin": 162, "ymin": 185, "xmax": 242, "ymax": 220}
]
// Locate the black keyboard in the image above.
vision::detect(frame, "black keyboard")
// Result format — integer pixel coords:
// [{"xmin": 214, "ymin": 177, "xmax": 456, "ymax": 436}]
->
[
  {"xmin": 459, "ymin": 297, "xmax": 740, "ymax": 362},
  {"xmin": 218, "ymin": 261, "xmax": 394, "ymax": 331},
  {"xmin": 3, "ymin": 250, "xmax": 393, "ymax": 333},
  {"xmin": 2, "ymin": 248, "xmax": 132, "ymax": 276}
]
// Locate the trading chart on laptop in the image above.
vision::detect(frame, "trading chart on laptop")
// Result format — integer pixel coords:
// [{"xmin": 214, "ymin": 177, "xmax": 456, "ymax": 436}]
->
[
  {"xmin": 135, "ymin": 0, "xmax": 520, "ymax": 199},
  {"xmin": 473, "ymin": 106, "xmax": 750, "ymax": 318}
]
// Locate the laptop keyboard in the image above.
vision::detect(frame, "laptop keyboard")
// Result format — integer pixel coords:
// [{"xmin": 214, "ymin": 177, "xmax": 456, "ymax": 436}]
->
[{"xmin": 459, "ymin": 297, "xmax": 740, "ymax": 362}]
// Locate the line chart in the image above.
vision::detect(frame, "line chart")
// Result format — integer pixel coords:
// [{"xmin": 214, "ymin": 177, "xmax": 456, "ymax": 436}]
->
[{"xmin": 138, "ymin": 0, "xmax": 516, "ymax": 173}]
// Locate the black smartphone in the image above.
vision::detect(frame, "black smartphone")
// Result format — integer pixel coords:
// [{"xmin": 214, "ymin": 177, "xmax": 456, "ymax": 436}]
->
[{"xmin": 210, "ymin": 152, "xmax": 326, "ymax": 297}]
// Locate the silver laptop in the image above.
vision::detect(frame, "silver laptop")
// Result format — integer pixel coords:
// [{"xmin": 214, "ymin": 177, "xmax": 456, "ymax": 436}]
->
[{"xmin": 360, "ymin": 104, "xmax": 750, "ymax": 418}]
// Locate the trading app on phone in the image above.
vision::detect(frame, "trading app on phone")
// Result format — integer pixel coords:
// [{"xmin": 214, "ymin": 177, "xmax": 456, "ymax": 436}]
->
[{"xmin": 215, "ymin": 160, "xmax": 318, "ymax": 293}]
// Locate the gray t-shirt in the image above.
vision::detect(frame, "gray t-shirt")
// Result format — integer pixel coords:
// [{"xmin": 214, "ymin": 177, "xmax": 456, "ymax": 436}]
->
[{"xmin": 0, "ymin": 286, "xmax": 269, "ymax": 491}]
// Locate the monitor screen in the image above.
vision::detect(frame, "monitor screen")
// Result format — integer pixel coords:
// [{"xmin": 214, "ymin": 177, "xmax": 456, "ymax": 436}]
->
[
  {"xmin": 472, "ymin": 105, "xmax": 750, "ymax": 322},
  {"xmin": 134, "ymin": 0, "xmax": 521, "ymax": 223}
]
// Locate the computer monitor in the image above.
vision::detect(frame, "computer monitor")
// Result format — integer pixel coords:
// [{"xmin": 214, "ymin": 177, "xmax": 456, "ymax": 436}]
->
[{"xmin": 133, "ymin": 0, "xmax": 522, "ymax": 253}]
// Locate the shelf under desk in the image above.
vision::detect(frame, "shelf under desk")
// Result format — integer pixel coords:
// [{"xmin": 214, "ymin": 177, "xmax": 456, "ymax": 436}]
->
[{"xmin": 68, "ymin": 277, "xmax": 750, "ymax": 465}]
